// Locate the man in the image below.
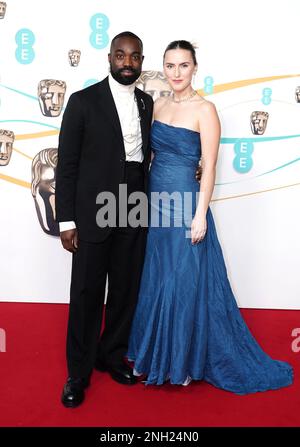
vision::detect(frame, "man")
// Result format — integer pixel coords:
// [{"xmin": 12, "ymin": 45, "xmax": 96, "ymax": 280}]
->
[{"xmin": 55, "ymin": 31, "xmax": 153, "ymax": 408}]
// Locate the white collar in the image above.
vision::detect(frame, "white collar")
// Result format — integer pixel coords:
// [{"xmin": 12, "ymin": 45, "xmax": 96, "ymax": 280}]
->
[{"xmin": 108, "ymin": 74, "xmax": 136, "ymax": 96}]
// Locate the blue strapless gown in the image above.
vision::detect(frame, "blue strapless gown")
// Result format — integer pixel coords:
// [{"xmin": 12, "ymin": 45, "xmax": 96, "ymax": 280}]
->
[{"xmin": 127, "ymin": 120, "xmax": 293, "ymax": 394}]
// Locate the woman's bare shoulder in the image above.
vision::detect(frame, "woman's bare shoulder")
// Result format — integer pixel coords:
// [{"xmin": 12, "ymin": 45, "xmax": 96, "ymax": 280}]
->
[
  {"xmin": 194, "ymin": 95, "xmax": 216, "ymax": 112},
  {"xmin": 195, "ymin": 96, "xmax": 220, "ymax": 134}
]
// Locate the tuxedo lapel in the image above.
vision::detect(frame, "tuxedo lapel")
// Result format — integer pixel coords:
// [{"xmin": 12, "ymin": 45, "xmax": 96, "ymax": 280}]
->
[
  {"xmin": 135, "ymin": 88, "xmax": 149, "ymax": 156},
  {"xmin": 97, "ymin": 77, "xmax": 126, "ymax": 155}
]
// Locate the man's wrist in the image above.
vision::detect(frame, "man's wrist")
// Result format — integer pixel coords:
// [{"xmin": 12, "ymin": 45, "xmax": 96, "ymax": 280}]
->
[{"xmin": 59, "ymin": 221, "xmax": 76, "ymax": 232}]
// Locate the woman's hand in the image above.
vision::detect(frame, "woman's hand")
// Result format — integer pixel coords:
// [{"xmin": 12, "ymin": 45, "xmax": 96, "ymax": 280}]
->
[{"xmin": 191, "ymin": 214, "xmax": 207, "ymax": 244}]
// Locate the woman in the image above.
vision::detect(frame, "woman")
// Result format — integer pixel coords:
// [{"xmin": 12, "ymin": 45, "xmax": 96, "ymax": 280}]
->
[{"xmin": 127, "ymin": 40, "xmax": 293, "ymax": 394}]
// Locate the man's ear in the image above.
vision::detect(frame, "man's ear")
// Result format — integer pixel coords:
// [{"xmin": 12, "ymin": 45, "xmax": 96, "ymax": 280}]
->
[{"xmin": 108, "ymin": 53, "xmax": 111, "ymax": 63}]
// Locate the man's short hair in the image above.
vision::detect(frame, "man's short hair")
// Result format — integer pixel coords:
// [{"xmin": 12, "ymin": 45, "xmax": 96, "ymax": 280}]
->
[{"xmin": 110, "ymin": 31, "xmax": 143, "ymax": 53}]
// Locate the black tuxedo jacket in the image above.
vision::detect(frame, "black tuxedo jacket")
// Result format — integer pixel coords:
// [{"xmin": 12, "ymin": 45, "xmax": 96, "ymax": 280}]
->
[{"xmin": 55, "ymin": 76, "xmax": 153, "ymax": 242}]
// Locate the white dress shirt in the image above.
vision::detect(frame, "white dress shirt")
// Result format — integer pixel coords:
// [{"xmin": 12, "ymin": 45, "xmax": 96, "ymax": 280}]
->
[
  {"xmin": 108, "ymin": 74, "xmax": 143, "ymax": 163},
  {"xmin": 59, "ymin": 74, "xmax": 143, "ymax": 233}
]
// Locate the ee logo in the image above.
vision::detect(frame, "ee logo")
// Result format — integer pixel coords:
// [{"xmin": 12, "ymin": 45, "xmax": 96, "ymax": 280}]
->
[
  {"xmin": 15, "ymin": 28, "xmax": 35, "ymax": 64},
  {"xmin": 83, "ymin": 79, "xmax": 99, "ymax": 88},
  {"xmin": 89, "ymin": 13, "xmax": 109, "ymax": 49},
  {"xmin": 233, "ymin": 141, "xmax": 254, "ymax": 173},
  {"xmin": 261, "ymin": 87, "xmax": 272, "ymax": 106},
  {"xmin": 204, "ymin": 76, "xmax": 214, "ymax": 94}
]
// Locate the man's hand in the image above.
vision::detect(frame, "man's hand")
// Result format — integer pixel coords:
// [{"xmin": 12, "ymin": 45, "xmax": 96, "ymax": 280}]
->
[
  {"xmin": 60, "ymin": 229, "xmax": 78, "ymax": 253},
  {"xmin": 195, "ymin": 162, "xmax": 202, "ymax": 182}
]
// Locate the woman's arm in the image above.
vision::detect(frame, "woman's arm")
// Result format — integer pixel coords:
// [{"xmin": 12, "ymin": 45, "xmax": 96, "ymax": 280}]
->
[
  {"xmin": 196, "ymin": 101, "xmax": 221, "ymax": 216},
  {"xmin": 191, "ymin": 101, "xmax": 221, "ymax": 243}
]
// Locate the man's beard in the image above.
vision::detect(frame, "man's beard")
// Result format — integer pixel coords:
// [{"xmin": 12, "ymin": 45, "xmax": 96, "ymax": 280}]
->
[{"xmin": 110, "ymin": 64, "xmax": 141, "ymax": 86}]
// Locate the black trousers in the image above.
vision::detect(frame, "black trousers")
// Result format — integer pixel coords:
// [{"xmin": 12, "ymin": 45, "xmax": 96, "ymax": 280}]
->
[{"xmin": 66, "ymin": 162, "xmax": 147, "ymax": 378}]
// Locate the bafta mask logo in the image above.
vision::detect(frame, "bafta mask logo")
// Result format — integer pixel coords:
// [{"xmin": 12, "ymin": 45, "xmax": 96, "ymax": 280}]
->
[
  {"xmin": 38, "ymin": 79, "xmax": 66, "ymax": 117},
  {"xmin": 68, "ymin": 49, "xmax": 81, "ymax": 67},
  {"xmin": 0, "ymin": 129, "xmax": 14, "ymax": 166},
  {"xmin": 295, "ymin": 86, "xmax": 300, "ymax": 103},
  {"xmin": 250, "ymin": 111, "xmax": 269, "ymax": 135},
  {"xmin": 31, "ymin": 148, "xmax": 59, "ymax": 236},
  {"xmin": 0, "ymin": 2, "xmax": 6, "ymax": 19},
  {"xmin": 137, "ymin": 71, "xmax": 172, "ymax": 102}
]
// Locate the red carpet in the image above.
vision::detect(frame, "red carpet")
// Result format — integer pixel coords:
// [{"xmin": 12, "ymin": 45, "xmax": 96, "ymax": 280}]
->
[{"xmin": 0, "ymin": 303, "xmax": 299, "ymax": 427}]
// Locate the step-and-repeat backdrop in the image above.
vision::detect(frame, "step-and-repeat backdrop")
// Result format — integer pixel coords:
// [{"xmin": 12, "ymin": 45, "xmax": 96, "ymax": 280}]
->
[{"xmin": 0, "ymin": 0, "xmax": 299, "ymax": 308}]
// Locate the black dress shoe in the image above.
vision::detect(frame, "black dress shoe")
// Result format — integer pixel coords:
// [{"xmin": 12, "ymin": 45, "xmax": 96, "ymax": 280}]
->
[
  {"xmin": 61, "ymin": 377, "xmax": 90, "ymax": 408},
  {"xmin": 94, "ymin": 359, "xmax": 137, "ymax": 385}
]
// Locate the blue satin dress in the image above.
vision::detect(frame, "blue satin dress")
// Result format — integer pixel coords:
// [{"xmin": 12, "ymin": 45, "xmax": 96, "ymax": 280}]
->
[{"xmin": 127, "ymin": 120, "xmax": 293, "ymax": 394}]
